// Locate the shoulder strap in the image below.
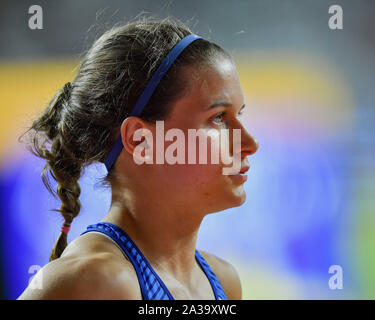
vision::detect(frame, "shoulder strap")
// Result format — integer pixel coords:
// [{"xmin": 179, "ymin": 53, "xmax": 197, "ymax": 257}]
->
[
  {"xmin": 81, "ymin": 222, "xmax": 174, "ymax": 300},
  {"xmin": 195, "ymin": 250, "xmax": 228, "ymax": 300}
]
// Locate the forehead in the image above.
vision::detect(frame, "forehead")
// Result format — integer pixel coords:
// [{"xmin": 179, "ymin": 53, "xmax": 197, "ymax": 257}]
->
[{"xmin": 178, "ymin": 57, "xmax": 244, "ymax": 112}]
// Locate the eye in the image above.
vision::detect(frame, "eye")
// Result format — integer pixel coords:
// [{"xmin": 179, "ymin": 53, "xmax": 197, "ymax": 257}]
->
[
  {"xmin": 212, "ymin": 109, "xmax": 244, "ymax": 126},
  {"xmin": 212, "ymin": 112, "xmax": 225, "ymax": 125}
]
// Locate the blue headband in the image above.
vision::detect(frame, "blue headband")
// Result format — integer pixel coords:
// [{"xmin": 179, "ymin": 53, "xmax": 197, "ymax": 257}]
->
[{"xmin": 104, "ymin": 34, "xmax": 203, "ymax": 172}]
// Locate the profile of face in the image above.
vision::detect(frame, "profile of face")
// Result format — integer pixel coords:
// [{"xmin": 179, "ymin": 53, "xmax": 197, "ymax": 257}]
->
[{"xmin": 118, "ymin": 56, "xmax": 259, "ymax": 217}]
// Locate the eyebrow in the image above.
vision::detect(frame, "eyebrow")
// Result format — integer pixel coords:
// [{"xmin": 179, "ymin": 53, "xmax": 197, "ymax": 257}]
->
[{"xmin": 206, "ymin": 100, "xmax": 246, "ymax": 112}]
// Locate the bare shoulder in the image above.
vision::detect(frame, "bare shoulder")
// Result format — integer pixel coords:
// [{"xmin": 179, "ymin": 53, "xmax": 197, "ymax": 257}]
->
[
  {"xmin": 198, "ymin": 250, "xmax": 242, "ymax": 300},
  {"xmin": 18, "ymin": 232, "xmax": 142, "ymax": 300}
]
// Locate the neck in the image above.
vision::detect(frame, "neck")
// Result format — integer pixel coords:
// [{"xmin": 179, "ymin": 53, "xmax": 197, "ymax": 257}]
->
[{"xmin": 101, "ymin": 192, "xmax": 204, "ymax": 284}]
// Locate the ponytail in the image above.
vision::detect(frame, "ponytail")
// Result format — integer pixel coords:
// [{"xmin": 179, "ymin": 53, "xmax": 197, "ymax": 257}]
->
[
  {"xmin": 19, "ymin": 81, "xmax": 83, "ymax": 261},
  {"xmin": 47, "ymin": 137, "xmax": 82, "ymax": 261}
]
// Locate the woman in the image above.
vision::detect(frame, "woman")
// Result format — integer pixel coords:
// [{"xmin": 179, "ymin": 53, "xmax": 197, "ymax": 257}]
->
[{"xmin": 18, "ymin": 16, "xmax": 259, "ymax": 300}]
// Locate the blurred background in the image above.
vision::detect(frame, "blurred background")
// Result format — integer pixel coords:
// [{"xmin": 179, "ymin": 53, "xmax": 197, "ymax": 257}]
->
[{"xmin": 0, "ymin": 0, "xmax": 374, "ymax": 299}]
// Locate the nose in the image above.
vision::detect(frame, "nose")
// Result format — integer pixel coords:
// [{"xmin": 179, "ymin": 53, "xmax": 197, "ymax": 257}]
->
[
  {"xmin": 231, "ymin": 121, "xmax": 259, "ymax": 157},
  {"xmin": 242, "ymin": 127, "xmax": 259, "ymax": 156}
]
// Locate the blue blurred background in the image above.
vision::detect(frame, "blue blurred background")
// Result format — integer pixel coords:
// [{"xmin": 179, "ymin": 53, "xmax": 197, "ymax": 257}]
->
[{"xmin": 0, "ymin": 0, "xmax": 374, "ymax": 299}]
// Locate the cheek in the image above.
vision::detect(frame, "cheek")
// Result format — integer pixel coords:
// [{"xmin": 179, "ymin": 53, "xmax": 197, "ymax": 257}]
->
[
  {"xmin": 185, "ymin": 128, "xmax": 227, "ymax": 167},
  {"xmin": 151, "ymin": 128, "xmax": 229, "ymax": 192},
  {"xmin": 163, "ymin": 163, "xmax": 221, "ymax": 190}
]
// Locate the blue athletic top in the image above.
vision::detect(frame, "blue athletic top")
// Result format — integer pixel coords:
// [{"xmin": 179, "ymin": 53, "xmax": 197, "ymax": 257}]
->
[{"xmin": 81, "ymin": 222, "xmax": 228, "ymax": 300}]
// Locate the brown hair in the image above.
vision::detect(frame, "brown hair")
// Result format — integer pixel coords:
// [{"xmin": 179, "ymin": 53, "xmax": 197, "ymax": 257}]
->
[{"xmin": 18, "ymin": 15, "xmax": 232, "ymax": 261}]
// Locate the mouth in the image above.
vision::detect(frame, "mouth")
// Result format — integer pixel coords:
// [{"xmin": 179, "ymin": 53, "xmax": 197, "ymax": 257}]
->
[
  {"xmin": 239, "ymin": 166, "xmax": 250, "ymax": 174},
  {"xmin": 227, "ymin": 165, "xmax": 250, "ymax": 175},
  {"xmin": 227, "ymin": 165, "xmax": 250, "ymax": 183}
]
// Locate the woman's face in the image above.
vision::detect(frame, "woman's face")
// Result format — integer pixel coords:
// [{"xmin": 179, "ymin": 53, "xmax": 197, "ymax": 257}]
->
[{"xmin": 121, "ymin": 56, "xmax": 259, "ymax": 216}]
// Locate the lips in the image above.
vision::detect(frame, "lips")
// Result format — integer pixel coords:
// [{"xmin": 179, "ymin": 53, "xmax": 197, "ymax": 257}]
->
[
  {"xmin": 239, "ymin": 166, "xmax": 250, "ymax": 174},
  {"xmin": 227, "ymin": 165, "xmax": 250, "ymax": 175}
]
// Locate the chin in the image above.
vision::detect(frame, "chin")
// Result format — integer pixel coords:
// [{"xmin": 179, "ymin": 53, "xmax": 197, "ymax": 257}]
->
[
  {"xmin": 206, "ymin": 189, "xmax": 246, "ymax": 215},
  {"xmin": 226, "ymin": 182, "xmax": 248, "ymax": 207},
  {"xmin": 231, "ymin": 190, "xmax": 247, "ymax": 207}
]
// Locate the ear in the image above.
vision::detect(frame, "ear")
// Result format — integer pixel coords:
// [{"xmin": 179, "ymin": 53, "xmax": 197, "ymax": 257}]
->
[{"xmin": 120, "ymin": 117, "xmax": 153, "ymax": 162}]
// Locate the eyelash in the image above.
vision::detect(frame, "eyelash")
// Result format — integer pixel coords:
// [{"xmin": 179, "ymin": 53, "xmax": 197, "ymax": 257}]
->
[{"xmin": 212, "ymin": 110, "xmax": 244, "ymax": 125}]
